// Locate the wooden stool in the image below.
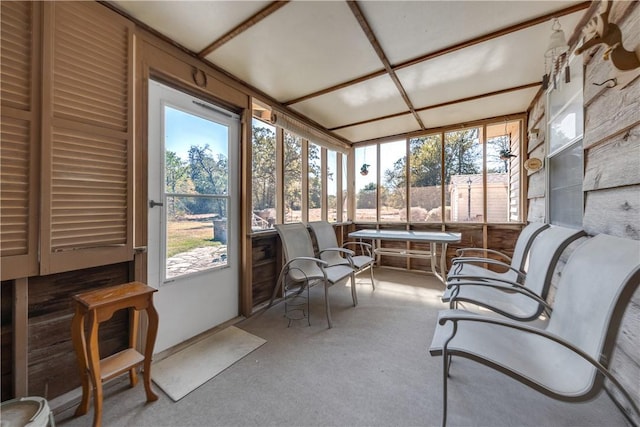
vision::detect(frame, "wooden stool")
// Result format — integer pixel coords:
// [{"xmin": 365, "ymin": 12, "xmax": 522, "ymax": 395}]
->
[{"xmin": 71, "ymin": 282, "xmax": 159, "ymax": 427}]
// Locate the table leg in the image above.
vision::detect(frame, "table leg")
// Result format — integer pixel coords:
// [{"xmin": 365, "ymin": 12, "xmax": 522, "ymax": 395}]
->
[
  {"xmin": 441, "ymin": 243, "xmax": 448, "ymax": 282},
  {"xmin": 71, "ymin": 308, "xmax": 90, "ymax": 417},
  {"xmin": 143, "ymin": 302, "xmax": 159, "ymax": 402},
  {"xmin": 87, "ymin": 312, "xmax": 103, "ymax": 427},
  {"xmin": 128, "ymin": 308, "xmax": 139, "ymax": 388}
]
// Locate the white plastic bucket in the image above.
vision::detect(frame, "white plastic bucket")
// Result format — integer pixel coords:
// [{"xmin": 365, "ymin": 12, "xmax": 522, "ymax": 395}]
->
[{"xmin": 0, "ymin": 396, "xmax": 54, "ymax": 427}]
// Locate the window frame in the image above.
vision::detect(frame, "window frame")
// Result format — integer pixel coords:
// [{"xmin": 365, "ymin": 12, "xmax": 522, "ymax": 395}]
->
[{"xmin": 545, "ymin": 53, "xmax": 584, "ymax": 228}]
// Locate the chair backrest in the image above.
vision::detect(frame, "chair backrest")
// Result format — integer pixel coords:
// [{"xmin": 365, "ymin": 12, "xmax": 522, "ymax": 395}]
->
[
  {"xmin": 511, "ymin": 222, "xmax": 550, "ymax": 271},
  {"xmin": 548, "ymin": 233, "xmax": 640, "ymax": 365},
  {"xmin": 522, "ymin": 225, "xmax": 585, "ymax": 298},
  {"xmin": 275, "ymin": 223, "xmax": 315, "ymax": 260},
  {"xmin": 308, "ymin": 221, "xmax": 344, "ymax": 265}
]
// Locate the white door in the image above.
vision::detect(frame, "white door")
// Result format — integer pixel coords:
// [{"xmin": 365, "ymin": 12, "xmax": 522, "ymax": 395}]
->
[{"xmin": 148, "ymin": 80, "xmax": 240, "ymax": 353}]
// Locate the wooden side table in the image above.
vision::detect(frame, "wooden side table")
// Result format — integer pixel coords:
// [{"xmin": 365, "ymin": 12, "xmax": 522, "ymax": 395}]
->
[{"xmin": 71, "ymin": 282, "xmax": 159, "ymax": 427}]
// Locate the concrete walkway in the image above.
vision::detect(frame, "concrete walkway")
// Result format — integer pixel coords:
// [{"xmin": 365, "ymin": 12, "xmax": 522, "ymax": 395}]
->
[{"xmin": 166, "ymin": 246, "xmax": 227, "ymax": 278}]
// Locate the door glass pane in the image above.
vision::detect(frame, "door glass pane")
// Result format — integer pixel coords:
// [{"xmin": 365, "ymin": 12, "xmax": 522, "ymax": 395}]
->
[
  {"xmin": 164, "ymin": 106, "xmax": 229, "ymax": 279},
  {"xmin": 445, "ymin": 128, "xmax": 483, "ymax": 222},
  {"xmin": 166, "ymin": 196, "xmax": 228, "ymax": 279},
  {"xmin": 380, "ymin": 140, "xmax": 406, "ymax": 223},
  {"xmin": 409, "ymin": 134, "xmax": 443, "ymax": 222}
]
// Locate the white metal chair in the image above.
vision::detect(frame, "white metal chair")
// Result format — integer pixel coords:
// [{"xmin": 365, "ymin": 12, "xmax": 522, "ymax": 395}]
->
[
  {"xmin": 269, "ymin": 223, "xmax": 356, "ymax": 328},
  {"xmin": 446, "ymin": 226, "xmax": 585, "ymax": 321},
  {"xmin": 442, "ymin": 222, "xmax": 549, "ymax": 302},
  {"xmin": 308, "ymin": 221, "xmax": 376, "ymax": 289},
  {"xmin": 429, "ymin": 233, "xmax": 640, "ymax": 426}
]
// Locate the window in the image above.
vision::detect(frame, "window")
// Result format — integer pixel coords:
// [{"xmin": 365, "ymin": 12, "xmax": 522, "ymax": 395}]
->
[
  {"xmin": 409, "ymin": 134, "xmax": 443, "ymax": 222},
  {"xmin": 379, "ymin": 140, "xmax": 406, "ymax": 222},
  {"xmin": 327, "ymin": 150, "xmax": 337, "ymax": 222},
  {"xmin": 251, "ymin": 119, "xmax": 276, "ymax": 230},
  {"xmin": 308, "ymin": 143, "xmax": 322, "ymax": 221},
  {"xmin": 351, "ymin": 118, "xmax": 522, "ymax": 225},
  {"xmin": 546, "ymin": 55, "xmax": 583, "ymax": 227},
  {"xmin": 283, "ymin": 132, "xmax": 303, "ymax": 223},
  {"xmin": 355, "ymin": 145, "xmax": 377, "ymax": 222},
  {"xmin": 445, "ymin": 128, "xmax": 484, "ymax": 222}
]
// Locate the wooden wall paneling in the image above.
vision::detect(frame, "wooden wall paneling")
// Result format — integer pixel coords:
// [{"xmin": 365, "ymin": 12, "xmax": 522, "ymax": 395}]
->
[
  {"xmin": 583, "ymin": 124, "xmax": 640, "ymax": 192},
  {"xmin": 527, "ymin": 170, "xmax": 546, "ymax": 199},
  {"xmin": 27, "ymin": 263, "xmax": 130, "ymax": 399},
  {"xmin": 583, "ymin": 77, "xmax": 639, "ymax": 149},
  {"xmin": 13, "ymin": 278, "xmax": 28, "ymax": 398},
  {"xmin": 527, "ymin": 197, "xmax": 546, "ymax": 223},
  {"xmin": 251, "ymin": 233, "xmax": 279, "ymax": 307},
  {"xmin": 140, "ymin": 36, "xmax": 248, "ymax": 111},
  {"xmin": 0, "ymin": 1, "xmax": 41, "ymax": 280},
  {"xmin": 583, "ymin": 185, "xmax": 640, "ymax": 239},
  {"xmin": 1, "ymin": 281, "xmax": 14, "ymax": 400}
]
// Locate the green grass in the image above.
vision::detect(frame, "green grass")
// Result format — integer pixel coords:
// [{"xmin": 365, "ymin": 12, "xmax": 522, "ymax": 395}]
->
[{"xmin": 166, "ymin": 220, "xmax": 222, "ymax": 258}]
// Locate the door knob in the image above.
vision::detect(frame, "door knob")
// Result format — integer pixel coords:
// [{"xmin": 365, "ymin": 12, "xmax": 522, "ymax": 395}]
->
[{"xmin": 149, "ymin": 200, "xmax": 164, "ymax": 208}]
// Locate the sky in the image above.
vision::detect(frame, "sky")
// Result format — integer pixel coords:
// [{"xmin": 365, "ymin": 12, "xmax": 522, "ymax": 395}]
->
[{"xmin": 165, "ymin": 106, "xmax": 228, "ymax": 161}]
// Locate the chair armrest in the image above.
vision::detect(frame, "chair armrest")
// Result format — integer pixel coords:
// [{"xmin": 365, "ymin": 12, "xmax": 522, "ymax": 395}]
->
[
  {"xmin": 320, "ymin": 247, "xmax": 355, "ymax": 257},
  {"xmin": 343, "ymin": 241, "xmax": 373, "ymax": 257},
  {"xmin": 284, "ymin": 256, "xmax": 328, "ymax": 268},
  {"xmin": 450, "ymin": 258, "xmax": 525, "ymax": 280},
  {"xmin": 454, "ymin": 247, "xmax": 511, "ymax": 263},
  {"xmin": 445, "ymin": 279, "xmax": 552, "ymax": 314}
]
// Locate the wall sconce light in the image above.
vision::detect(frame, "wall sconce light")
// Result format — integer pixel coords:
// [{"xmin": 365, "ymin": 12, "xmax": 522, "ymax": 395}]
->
[
  {"xmin": 542, "ymin": 18, "xmax": 569, "ymax": 90},
  {"xmin": 575, "ymin": 0, "xmax": 640, "ymax": 89}
]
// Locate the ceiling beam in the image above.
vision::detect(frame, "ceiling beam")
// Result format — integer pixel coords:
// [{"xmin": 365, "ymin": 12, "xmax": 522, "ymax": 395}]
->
[
  {"xmin": 346, "ymin": 0, "xmax": 425, "ymax": 129},
  {"xmin": 328, "ymin": 82, "xmax": 539, "ymax": 131},
  {"xmin": 198, "ymin": 1, "xmax": 290, "ymax": 58},
  {"xmin": 284, "ymin": 1, "xmax": 590, "ymax": 106}
]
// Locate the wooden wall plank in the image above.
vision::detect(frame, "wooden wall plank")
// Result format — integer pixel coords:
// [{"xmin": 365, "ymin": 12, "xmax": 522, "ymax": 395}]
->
[
  {"xmin": 583, "ymin": 186, "xmax": 640, "ymax": 239},
  {"xmin": 584, "ymin": 124, "xmax": 640, "ymax": 191},
  {"xmin": 527, "ymin": 197, "xmax": 545, "ymax": 223},
  {"xmin": 583, "ymin": 77, "xmax": 639, "ymax": 149},
  {"xmin": 527, "ymin": 170, "xmax": 545, "ymax": 199}
]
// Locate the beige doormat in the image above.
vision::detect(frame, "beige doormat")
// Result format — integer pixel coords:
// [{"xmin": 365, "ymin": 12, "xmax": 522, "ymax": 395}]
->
[{"xmin": 151, "ymin": 326, "xmax": 266, "ymax": 401}]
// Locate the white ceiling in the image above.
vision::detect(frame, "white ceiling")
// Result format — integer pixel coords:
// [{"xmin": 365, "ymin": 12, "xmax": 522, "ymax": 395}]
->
[{"xmin": 112, "ymin": 0, "xmax": 589, "ymax": 144}]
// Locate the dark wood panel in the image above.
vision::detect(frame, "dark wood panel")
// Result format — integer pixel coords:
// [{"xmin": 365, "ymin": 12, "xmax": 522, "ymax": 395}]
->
[
  {"xmin": 1, "ymin": 281, "xmax": 13, "ymax": 401},
  {"xmin": 251, "ymin": 233, "xmax": 278, "ymax": 306},
  {"xmin": 27, "ymin": 262, "xmax": 130, "ymax": 399}
]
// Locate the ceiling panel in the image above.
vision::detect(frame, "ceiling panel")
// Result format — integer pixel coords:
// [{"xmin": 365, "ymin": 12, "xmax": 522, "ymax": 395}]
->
[
  {"xmin": 333, "ymin": 113, "xmax": 420, "ymax": 143},
  {"xmin": 109, "ymin": 1, "xmax": 591, "ymax": 144},
  {"xmin": 417, "ymin": 86, "xmax": 540, "ymax": 129},
  {"xmin": 205, "ymin": 1, "xmax": 383, "ymax": 102},
  {"xmin": 360, "ymin": 1, "xmax": 585, "ymax": 65},
  {"xmin": 289, "ymin": 74, "xmax": 408, "ymax": 129},
  {"xmin": 113, "ymin": 1, "xmax": 270, "ymax": 52},
  {"xmin": 396, "ymin": 12, "xmax": 584, "ymax": 109}
]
